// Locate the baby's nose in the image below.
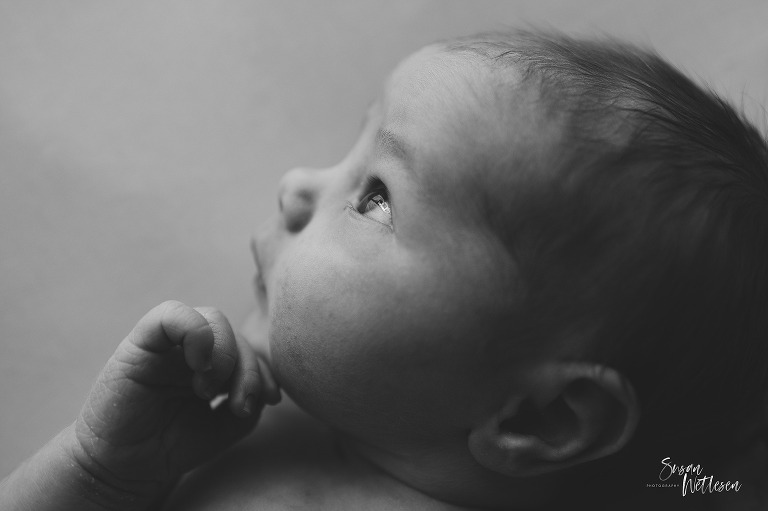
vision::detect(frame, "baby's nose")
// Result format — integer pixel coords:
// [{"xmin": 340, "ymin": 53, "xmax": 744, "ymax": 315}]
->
[{"xmin": 277, "ymin": 166, "xmax": 321, "ymax": 233}]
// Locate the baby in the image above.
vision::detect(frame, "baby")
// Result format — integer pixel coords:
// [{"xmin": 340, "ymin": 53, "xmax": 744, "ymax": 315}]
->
[{"xmin": 2, "ymin": 30, "xmax": 767, "ymax": 510}]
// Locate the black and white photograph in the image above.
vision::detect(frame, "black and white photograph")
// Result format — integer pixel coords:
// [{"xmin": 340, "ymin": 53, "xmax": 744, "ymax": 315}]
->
[{"xmin": 1, "ymin": 1, "xmax": 767, "ymax": 509}]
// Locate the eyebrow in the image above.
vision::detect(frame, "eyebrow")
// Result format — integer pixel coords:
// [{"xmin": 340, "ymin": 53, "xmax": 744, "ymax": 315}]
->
[{"xmin": 375, "ymin": 127, "xmax": 411, "ymax": 163}]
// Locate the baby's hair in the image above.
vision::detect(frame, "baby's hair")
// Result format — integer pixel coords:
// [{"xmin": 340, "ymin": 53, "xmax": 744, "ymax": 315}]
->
[{"xmin": 446, "ymin": 30, "xmax": 768, "ymax": 472}]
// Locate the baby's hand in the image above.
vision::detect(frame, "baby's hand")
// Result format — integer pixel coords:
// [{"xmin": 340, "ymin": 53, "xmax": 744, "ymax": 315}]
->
[{"xmin": 71, "ymin": 300, "xmax": 280, "ymax": 503}]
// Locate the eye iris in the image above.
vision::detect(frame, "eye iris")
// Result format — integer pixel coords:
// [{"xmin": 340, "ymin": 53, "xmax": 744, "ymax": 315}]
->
[
  {"xmin": 370, "ymin": 194, "xmax": 390, "ymax": 214},
  {"xmin": 362, "ymin": 196, "xmax": 379, "ymax": 213},
  {"xmin": 356, "ymin": 180, "xmax": 393, "ymax": 228}
]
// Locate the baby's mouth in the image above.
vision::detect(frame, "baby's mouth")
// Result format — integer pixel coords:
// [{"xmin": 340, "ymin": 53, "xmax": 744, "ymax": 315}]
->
[
  {"xmin": 250, "ymin": 237, "xmax": 269, "ymax": 298},
  {"xmin": 252, "ymin": 271, "xmax": 269, "ymax": 322},
  {"xmin": 253, "ymin": 271, "xmax": 267, "ymax": 296},
  {"xmin": 246, "ymin": 244, "xmax": 271, "ymax": 356}
]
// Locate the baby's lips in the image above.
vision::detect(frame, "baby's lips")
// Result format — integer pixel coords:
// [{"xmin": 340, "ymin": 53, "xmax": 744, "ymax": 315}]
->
[{"xmin": 251, "ymin": 235, "xmax": 271, "ymax": 296}]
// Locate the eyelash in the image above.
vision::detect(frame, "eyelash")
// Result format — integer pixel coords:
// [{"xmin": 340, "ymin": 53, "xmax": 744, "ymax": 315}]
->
[{"xmin": 355, "ymin": 176, "xmax": 393, "ymax": 228}]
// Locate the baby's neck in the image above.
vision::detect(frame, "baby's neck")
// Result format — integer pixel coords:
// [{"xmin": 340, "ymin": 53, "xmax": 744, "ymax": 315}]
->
[
  {"xmin": 164, "ymin": 399, "xmax": 489, "ymax": 511},
  {"xmin": 336, "ymin": 426, "xmax": 561, "ymax": 510}
]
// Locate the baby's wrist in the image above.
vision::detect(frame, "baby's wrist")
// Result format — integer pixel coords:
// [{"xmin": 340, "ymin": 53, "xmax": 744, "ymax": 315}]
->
[
  {"xmin": 1, "ymin": 424, "xmax": 167, "ymax": 511},
  {"xmin": 62, "ymin": 423, "xmax": 170, "ymax": 511}
]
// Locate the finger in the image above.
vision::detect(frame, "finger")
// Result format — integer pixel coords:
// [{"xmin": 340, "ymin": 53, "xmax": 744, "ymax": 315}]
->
[
  {"xmin": 228, "ymin": 334, "xmax": 263, "ymax": 417},
  {"xmin": 129, "ymin": 300, "xmax": 214, "ymax": 373},
  {"xmin": 192, "ymin": 307, "xmax": 238, "ymax": 400}
]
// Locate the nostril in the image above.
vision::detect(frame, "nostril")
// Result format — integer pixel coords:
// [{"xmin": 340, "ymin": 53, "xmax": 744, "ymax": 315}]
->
[
  {"xmin": 277, "ymin": 166, "xmax": 320, "ymax": 233},
  {"xmin": 280, "ymin": 191, "xmax": 314, "ymax": 233},
  {"xmin": 285, "ymin": 208, "xmax": 311, "ymax": 233}
]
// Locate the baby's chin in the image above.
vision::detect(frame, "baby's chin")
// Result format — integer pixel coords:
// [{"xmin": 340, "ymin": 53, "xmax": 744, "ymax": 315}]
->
[{"xmin": 240, "ymin": 307, "xmax": 272, "ymax": 359}]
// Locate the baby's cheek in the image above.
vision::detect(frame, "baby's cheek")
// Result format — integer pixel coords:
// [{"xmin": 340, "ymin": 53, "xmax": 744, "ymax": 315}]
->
[
  {"xmin": 268, "ymin": 280, "xmax": 310, "ymax": 387},
  {"xmin": 267, "ymin": 275, "xmax": 339, "ymax": 410},
  {"xmin": 267, "ymin": 273, "xmax": 375, "ymax": 424}
]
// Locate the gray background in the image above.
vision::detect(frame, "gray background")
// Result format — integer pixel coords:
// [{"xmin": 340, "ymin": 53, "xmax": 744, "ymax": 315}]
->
[{"xmin": 1, "ymin": 0, "xmax": 766, "ymax": 476}]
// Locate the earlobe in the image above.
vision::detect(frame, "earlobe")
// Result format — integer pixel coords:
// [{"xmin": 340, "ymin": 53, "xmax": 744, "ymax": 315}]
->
[{"xmin": 467, "ymin": 363, "xmax": 639, "ymax": 477}]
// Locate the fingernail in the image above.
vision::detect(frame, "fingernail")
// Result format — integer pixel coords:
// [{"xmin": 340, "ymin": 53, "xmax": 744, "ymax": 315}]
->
[
  {"xmin": 243, "ymin": 395, "xmax": 254, "ymax": 416},
  {"xmin": 200, "ymin": 381, "xmax": 218, "ymax": 400}
]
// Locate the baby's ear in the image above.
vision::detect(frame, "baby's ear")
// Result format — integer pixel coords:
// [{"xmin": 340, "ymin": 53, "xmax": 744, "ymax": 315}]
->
[{"xmin": 468, "ymin": 363, "xmax": 639, "ymax": 477}]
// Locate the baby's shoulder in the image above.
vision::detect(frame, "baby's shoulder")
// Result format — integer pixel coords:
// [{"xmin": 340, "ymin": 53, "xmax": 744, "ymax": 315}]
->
[
  {"xmin": 162, "ymin": 401, "xmax": 457, "ymax": 511},
  {"xmin": 163, "ymin": 401, "xmax": 346, "ymax": 510}
]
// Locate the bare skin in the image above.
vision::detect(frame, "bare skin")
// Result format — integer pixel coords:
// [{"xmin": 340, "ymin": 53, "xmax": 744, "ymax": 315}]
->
[
  {"xmin": 163, "ymin": 400, "xmax": 473, "ymax": 511},
  {"xmin": 0, "ymin": 301, "xmax": 280, "ymax": 511}
]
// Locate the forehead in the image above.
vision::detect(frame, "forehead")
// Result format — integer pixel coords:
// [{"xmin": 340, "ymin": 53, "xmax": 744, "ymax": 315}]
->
[
  {"xmin": 374, "ymin": 46, "xmax": 566, "ymax": 225},
  {"xmin": 383, "ymin": 46, "xmax": 489, "ymax": 125},
  {"xmin": 380, "ymin": 46, "xmax": 518, "ymax": 160}
]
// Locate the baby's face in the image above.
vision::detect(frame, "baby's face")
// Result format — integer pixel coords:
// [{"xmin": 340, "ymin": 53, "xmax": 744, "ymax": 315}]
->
[{"xmin": 251, "ymin": 47, "xmax": 551, "ymax": 449}]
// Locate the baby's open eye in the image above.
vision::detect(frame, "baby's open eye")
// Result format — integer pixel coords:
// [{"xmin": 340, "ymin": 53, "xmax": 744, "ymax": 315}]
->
[{"xmin": 357, "ymin": 178, "xmax": 392, "ymax": 227}]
